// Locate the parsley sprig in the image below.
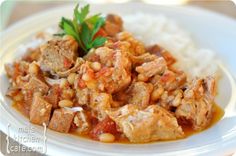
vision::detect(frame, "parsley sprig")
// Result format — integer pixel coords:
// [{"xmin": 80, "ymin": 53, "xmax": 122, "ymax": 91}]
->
[{"xmin": 57, "ymin": 4, "xmax": 107, "ymax": 55}]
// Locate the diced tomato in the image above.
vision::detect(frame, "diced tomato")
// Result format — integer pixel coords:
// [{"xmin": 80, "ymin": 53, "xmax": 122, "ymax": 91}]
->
[
  {"xmin": 70, "ymin": 121, "xmax": 78, "ymax": 131},
  {"xmin": 161, "ymin": 51, "xmax": 176, "ymax": 66},
  {"xmin": 86, "ymin": 111, "xmax": 99, "ymax": 126},
  {"xmin": 12, "ymin": 63, "xmax": 21, "ymax": 81},
  {"xmin": 63, "ymin": 57, "xmax": 72, "ymax": 68},
  {"xmin": 77, "ymin": 79, "xmax": 86, "ymax": 89},
  {"xmin": 160, "ymin": 72, "xmax": 175, "ymax": 83},
  {"xmin": 87, "ymin": 68, "xmax": 95, "ymax": 79},
  {"xmin": 89, "ymin": 116, "xmax": 119, "ymax": 140},
  {"xmin": 94, "ymin": 28, "xmax": 107, "ymax": 39}
]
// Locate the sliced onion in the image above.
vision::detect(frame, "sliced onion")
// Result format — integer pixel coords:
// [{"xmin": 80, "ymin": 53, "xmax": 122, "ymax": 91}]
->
[
  {"xmin": 45, "ymin": 77, "xmax": 63, "ymax": 85},
  {"xmin": 64, "ymin": 107, "xmax": 83, "ymax": 112}
]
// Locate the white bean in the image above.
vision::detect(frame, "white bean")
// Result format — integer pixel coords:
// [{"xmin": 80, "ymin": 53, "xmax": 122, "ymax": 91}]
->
[
  {"xmin": 82, "ymin": 73, "xmax": 91, "ymax": 81},
  {"xmin": 61, "ymin": 89, "xmax": 75, "ymax": 99},
  {"xmin": 67, "ymin": 73, "xmax": 76, "ymax": 85},
  {"xmin": 29, "ymin": 62, "xmax": 39, "ymax": 75},
  {"xmin": 151, "ymin": 87, "xmax": 164, "ymax": 101},
  {"xmin": 60, "ymin": 79, "xmax": 69, "ymax": 88},
  {"xmin": 58, "ymin": 99, "xmax": 73, "ymax": 108},
  {"xmin": 91, "ymin": 62, "xmax": 101, "ymax": 71},
  {"xmin": 13, "ymin": 93, "xmax": 23, "ymax": 102},
  {"xmin": 99, "ymin": 133, "xmax": 115, "ymax": 143},
  {"xmin": 137, "ymin": 74, "xmax": 148, "ymax": 82}
]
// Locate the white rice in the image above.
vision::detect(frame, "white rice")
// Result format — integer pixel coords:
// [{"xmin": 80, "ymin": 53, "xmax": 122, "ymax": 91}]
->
[
  {"xmin": 123, "ymin": 13, "xmax": 219, "ymax": 78},
  {"xmin": 15, "ymin": 27, "xmax": 56, "ymax": 57}
]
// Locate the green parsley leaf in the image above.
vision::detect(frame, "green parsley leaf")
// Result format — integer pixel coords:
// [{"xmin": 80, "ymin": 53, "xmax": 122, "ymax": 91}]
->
[
  {"xmin": 91, "ymin": 37, "xmax": 107, "ymax": 48},
  {"xmin": 86, "ymin": 13, "xmax": 102, "ymax": 24},
  {"xmin": 56, "ymin": 3, "xmax": 107, "ymax": 56},
  {"xmin": 80, "ymin": 22, "xmax": 91, "ymax": 49},
  {"xmin": 91, "ymin": 17, "xmax": 105, "ymax": 39}
]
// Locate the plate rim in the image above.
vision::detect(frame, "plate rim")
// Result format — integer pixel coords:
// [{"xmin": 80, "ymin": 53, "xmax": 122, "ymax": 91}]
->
[{"xmin": 0, "ymin": 2, "xmax": 236, "ymax": 156}]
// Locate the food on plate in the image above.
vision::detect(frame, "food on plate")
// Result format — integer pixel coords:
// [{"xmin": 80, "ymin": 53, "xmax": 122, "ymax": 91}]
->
[{"xmin": 4, "ymin": 4, "xmax": 223, "ymax": 143}]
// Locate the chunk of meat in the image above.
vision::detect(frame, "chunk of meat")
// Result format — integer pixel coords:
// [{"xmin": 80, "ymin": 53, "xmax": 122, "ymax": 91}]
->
[
  {"xmin": 6, "ymin": 87, "xmax": 20, "ymax": 99},
  {"xmin": 48, "ymin": 108, "xmax": 75, "ymax": 133},
  {"xmin": 57, "ymin": 58, "xmax": 85, "ymax": 77},
  {"xmin": 5, "ymin": 61, "xmax": 29, "ymax": 80},
  {"xmin": 74, "ymin": 62, "xmax": 97, "ymax": 90},
  {"xmin": 159, "ymin": 89, "xmax": 183, "ymax": 110},
  {"xmin": 126, "ymin": 82, "xmax": 153, "ymax": 108},
  {"xmin": 103, "ymin": 14, "xmax": 123, "ymax": 37},
  {"xmin": 203, "ymin": 76, "xmax": 216, "ymax": 97},
  {"xmin": 90, "ymin": 116, "xmax": 119, "ymax": 140},
  {"xmin": 151, "ymin": 69, "xmax": 186, "ymax": 91},
  {"xmin": 89, "ymin": 92, "xmax": 111, "ymax": 120},
  {"xmin": 40, "ymin": 37, "xmax": 78, "ymax": 73},
  {"xmin": 29, "ymin": 95, "xmax": 52, "ymax": 125},
  {"xmin": 136, "ymin": 57, "xmax": 167, "ymax": 79},
  {"xmin": 23, "ymin": 76, "xmax": 49, "ymax": 94},
  {"xmin": 175, "ymin": 77, "xmax": 216, "ymax": 130},
  {"xmin": 107, "ymin": 104, "xmax": 184, "ymax": 143},
  {"xmin": 93, "ymin": 42, "xmax": 132, "ymax": 93},
  {"xmin": 73, "ymin": 111, "xmax": 91, "ymax": 134},
  {"xmin": 116, "ymin": 32, "xmax": 145, "ymax": 55},
  {"xmin": 150, "ymin": 84, "xmax": 164, "ymax": 102},
  {"xmin": 14, "ymin": 101, "xmax": 31, "ymax": 117},
  {"xmin": 76, "ymin": 88, "xmax": 90, "ymax": 106},
  {"xmin": 4, "ymin": 64, "xmax": 14, "ymax": 78},
  {"xmin": 44, "ymin": 84, "xmax": 60, "ymax": 109},
  {"xmin": 129, "ymin": 53, "xmax": 157, "ymax": 65},
  {"xmin": 92, "ymin": 47, "xmax": 114, "ymax": 67},
  {"xmin": 147, "ymin": 44, "xmax": 176, "ymax": 66},
  {"xmin": 22, "ymin": 89, "xmax": 34, "ymax": 114}
]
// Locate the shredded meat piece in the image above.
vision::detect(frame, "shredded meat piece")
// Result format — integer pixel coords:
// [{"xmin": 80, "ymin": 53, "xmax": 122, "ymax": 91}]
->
[
  {"xmin": 175, "ymin": 77, "xmax": 215, "ymax": 130},
  {"xmin": 76, "ymin": 88, "xmax": 90, "ymax": 106},
  {"xmin": 116, "ymin": 32, "xmax": 145, "ymax": 55},
  {"xmin": 91, "ymin": 42, "xmax": 132, "ymax": 93},
  {"xmin": 128, "ymin": 53, "xmax": 157, "ymax": 66},
  {"xmin": 6, "ymin": 87, "xmax": 20, "ymax": 98},
  {"xmin": 147, "ymin": 44, "xmax": 176, "ymax": 66},
  {"xmin": 57, "ymin": 58, "xmax": 84, "ymax": 77},
  {"xmin": 136, "ymin": 57, "xmax": 166, "ymax": 79},
  {"xmin": 5, "ymin": 61, "xmax": 29, "ymax": 80},
  {"xmin": 159, "ymin": 89, "xmax": 183, "ymax": 110},
  {"xmin": 107, "ymin": 104, "xmax": 184, "ymax": 143},
  {"xmin": 89, "ymin": 92, "xmax": 112, "ymax": 121},
  {"xmin": 73, "ymin": 111, "xmax": 91, "ymax": 134},
  {"xmin": 126, "ymin": 82, "xmax": 153, "ymax": 108},
  {"xmin": 151, "ymin": 69, "xmax": 186, "ymax": 91}
]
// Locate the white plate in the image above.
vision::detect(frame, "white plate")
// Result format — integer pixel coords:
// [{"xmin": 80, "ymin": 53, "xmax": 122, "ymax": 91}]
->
[{"xmin": 0, "ymin": 3, "xmax": 236, "ymax": 156}]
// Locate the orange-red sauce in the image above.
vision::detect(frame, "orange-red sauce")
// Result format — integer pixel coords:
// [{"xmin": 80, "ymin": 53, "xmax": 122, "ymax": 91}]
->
[
  {"xmin": 12, "ymin": 102, "xmax": 224, "ymax": 143},
  {"xmin": 181, "ymin": 103, "xmax": 224, "ymax": 138}
]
